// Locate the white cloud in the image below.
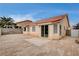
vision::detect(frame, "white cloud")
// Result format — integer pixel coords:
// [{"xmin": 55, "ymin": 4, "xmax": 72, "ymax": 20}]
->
[
  {"xmin": 9, "ymin": 11, "xmax": 43, "ymax": 22},
  {"xmin": 10, "ymin": 14, "xmax": 34, "ymax": 22}
]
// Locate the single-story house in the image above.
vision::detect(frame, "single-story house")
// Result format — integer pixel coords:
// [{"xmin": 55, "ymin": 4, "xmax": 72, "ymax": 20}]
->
[
  {"xmin": 16, "ymin": 20, "xmax": 33, "ymax": 30},
  {"xmin": 16, "ymin": 14, "xmax": 70, "ymax": 39}
]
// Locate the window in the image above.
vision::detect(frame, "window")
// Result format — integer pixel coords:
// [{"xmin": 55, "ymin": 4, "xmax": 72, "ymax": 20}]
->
[
  {"xmin": 27, "ymin": 27, "xmax": 29, "ymax": 32},
  {"xmin": 24, "ymin": 27, "xmax": 26, "ymax": 31},
  {"xmin": 53, "ymin": 24, "xmax": 58, "ymax": 33},
  {"xmin": 32, "ymin": 26, "xmax": 35, "ymax": 32}
]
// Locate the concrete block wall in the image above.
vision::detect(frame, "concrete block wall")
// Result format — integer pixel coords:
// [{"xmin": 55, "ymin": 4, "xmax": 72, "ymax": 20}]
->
[{"xmin": 1, "ymin": 28, "xmax": 23, "ymax": 35}]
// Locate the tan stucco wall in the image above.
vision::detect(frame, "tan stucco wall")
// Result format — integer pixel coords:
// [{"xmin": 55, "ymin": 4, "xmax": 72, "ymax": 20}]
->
[
  {"xmin": 23, "ymin": 23, "xmax": 65, "ymax": 39},
  {"xmin": 48, "ymin": 24, "xmax": 60, "ymax": 39},
  {"xmin": 63, "ymin": 16, "xmax": 69, "ymax": 29},
  {"xmin": 23, "ymin": 23, "xmax": 61, "ymax": 39},
  {"xmin": 29, "ymin": 26, "xmax": 39, "ymax": 37},
  {"xmin": 59, "ymin": 15, "xmax": 69, "ymax": 37},
  {"xmin": 59, "ymin": 20, "xmax": 66, "ymax": 37},
  {"xmin": 23, "ymin": 26, "xmax": 40, "ymax": 37}
]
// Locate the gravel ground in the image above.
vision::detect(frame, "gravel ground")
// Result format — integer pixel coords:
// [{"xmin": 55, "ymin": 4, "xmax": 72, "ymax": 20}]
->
[{"xmin": 0, "ymin": 34, "xmax": 79, "ymax": 56}]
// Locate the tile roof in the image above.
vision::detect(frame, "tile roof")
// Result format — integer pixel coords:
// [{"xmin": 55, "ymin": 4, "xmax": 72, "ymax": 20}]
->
[
  {"xmin": 27, "ymin": 22, "xmax": 38, "ymax": 26},
  {"xmin": 36, "ymin": 14, "xmax": 67, "ymax": 24},
  {"xmin": 16, "ymin": 14, "xmax": 68, "ymax": 26}
]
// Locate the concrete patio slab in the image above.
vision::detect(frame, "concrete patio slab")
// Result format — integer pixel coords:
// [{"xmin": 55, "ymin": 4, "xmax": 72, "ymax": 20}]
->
[
  {"xmin": 0, "ymin": 34, "xmax": 79, "ymax": 56},
  {"xmin": 25, "ymin": 38, "xmax": 51, "ymax": 46}
]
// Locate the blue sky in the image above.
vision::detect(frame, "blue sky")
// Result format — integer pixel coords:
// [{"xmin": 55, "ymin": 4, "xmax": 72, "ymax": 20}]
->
[{"xmin": 0, "ymin": 3, "xmax": 79, "ymax": 26}]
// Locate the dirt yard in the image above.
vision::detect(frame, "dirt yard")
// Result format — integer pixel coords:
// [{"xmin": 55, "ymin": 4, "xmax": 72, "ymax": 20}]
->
[{"xmin": 0, "ymin": 34, "xmax": 79, "ymax": 56}]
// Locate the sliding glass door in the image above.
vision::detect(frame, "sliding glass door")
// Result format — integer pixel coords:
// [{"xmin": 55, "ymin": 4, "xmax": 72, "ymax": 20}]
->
[{"xmin": 41, "ymin": 25, "xmax": 48, "ymax": 37}]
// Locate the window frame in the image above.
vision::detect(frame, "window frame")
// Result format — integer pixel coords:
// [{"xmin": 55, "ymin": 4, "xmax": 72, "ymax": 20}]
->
[
  {"xmin": 53, "ymin": 24, "xmax": 58, "ymax": 34},
  {"xmin": 32, "ymin": 26, "xmax": 35, "ymax": 32}
]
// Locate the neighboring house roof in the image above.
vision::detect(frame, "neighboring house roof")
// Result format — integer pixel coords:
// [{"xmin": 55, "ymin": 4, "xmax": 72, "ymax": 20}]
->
[
  {"xmin": 16, "ymin": 20, "xmax": 33, "ymax": 27},
  {"xmin": 25, "ymin": 22, "xmax": 37, "ymax": 26},
  {"xmin": 16, "ymin": 20, "xmax": 32, "ymax": 24},
  {"xmin": 36, "ymin": 14, "xmax": 66, "ymax": 24}
]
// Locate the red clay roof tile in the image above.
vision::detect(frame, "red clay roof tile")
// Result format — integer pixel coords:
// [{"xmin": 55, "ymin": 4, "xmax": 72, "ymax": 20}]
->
[{"xmin": 36, "ymin": 14, "xmax": 66, "ymax": 24}]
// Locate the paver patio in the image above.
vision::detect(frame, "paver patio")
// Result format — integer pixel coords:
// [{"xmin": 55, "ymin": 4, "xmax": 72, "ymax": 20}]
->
[{"xmin": 0, "ymin": 34, "xmax": 79, "ymax": 56}]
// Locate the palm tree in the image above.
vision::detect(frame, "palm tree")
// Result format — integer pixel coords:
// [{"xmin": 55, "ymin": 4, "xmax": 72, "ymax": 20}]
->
[{"xmin": 0, "ymin": 16, "xmax": 15, "ymax": 28}]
